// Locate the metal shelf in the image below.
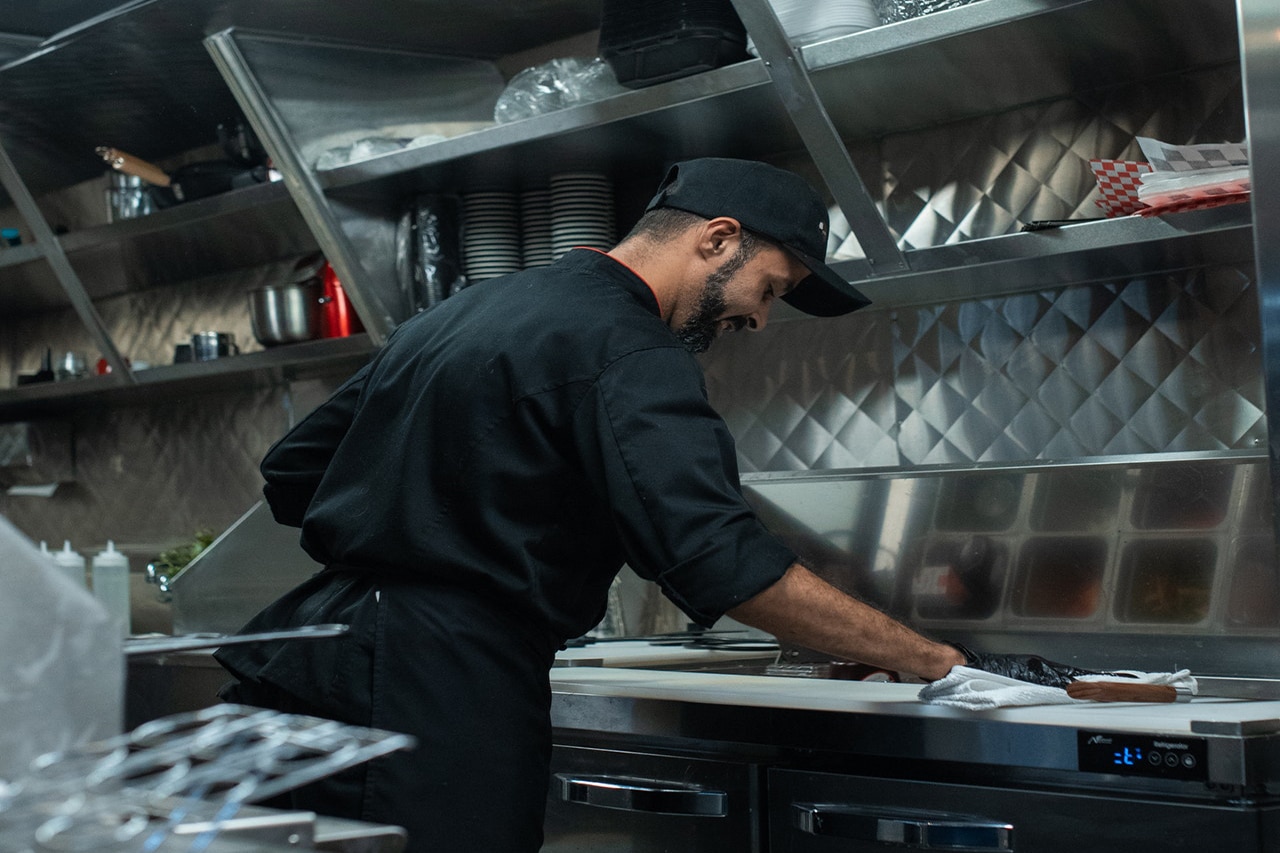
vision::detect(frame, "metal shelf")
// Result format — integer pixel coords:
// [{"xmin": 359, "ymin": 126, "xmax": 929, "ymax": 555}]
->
[
  {"xmin": 839, "ymin": 205, "xmax": 1255, "ymax": 307},
  {"xmin": 57, "ymin": 179, "xmax": 295, "ymax": 254},
  {"xmin": 220, "ymin": 0, "xmax": 1247, "ymax": 320},
  {"xmin": 0, "ymin": 0, "xmax": 604, "ymax": 205},
  {"xmin": 316, "ymin": 0, "xmax": 1239, "ymax": 194},
  {"xmin": 753, "ymin": 206, "xmax": 1254, "ymax": 323},
  {"xmin": 0, "ymin": 241, "xmax": 42, "ymax": 270},
  {"xmin": 0, "ymin": 334, "xmax": 375, "ymax": 422},
  {"xmin": 0, "ymin": 181, "xmax": 315, "ymax": 316}
]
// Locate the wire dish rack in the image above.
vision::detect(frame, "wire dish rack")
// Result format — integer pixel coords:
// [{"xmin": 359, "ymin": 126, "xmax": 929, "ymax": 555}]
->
[{"xmin": 0, "ymin": 704, "xmax": 414, "ymax": 852}]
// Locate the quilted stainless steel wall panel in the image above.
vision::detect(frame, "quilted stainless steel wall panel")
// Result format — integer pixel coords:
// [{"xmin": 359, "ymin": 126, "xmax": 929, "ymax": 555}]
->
[
  {"xmin": 704, "ymin": 65, "xmax": 1255, "ymax": 472},
  {"xmin": 706, "ymin": 264, "xmax": 1264, "ymax": 472}
]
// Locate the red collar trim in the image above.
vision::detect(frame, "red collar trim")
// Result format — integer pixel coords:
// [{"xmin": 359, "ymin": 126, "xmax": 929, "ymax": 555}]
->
[{"xmin": 577, "ymin": 247, "xmax": 662, "ymax": 316}]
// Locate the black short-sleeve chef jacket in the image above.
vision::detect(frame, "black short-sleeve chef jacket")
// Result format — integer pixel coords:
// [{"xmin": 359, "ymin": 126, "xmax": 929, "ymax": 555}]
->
[{"xmin": 260, "ymin": 248, "xmax": 795, "ymax": 641}]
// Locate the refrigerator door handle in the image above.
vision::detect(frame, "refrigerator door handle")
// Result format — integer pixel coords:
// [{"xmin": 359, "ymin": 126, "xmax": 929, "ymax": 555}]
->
[
  {"xmin": 556, "ymin": 774, "xmax": 728, "ymax": 817},
  {"xmin": 792, "ymin": 802, "xmax": 1014, "ymax": 850}
]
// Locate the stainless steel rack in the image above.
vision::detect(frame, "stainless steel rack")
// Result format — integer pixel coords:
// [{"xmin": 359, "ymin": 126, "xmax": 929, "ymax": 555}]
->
[
  {"xmin": 201, "ymin": 0, "xmax": 1259, "ymax": 336},
  {"xmin": 1, "ymin": 0, "xmax": 1272, "ymax": 427}
]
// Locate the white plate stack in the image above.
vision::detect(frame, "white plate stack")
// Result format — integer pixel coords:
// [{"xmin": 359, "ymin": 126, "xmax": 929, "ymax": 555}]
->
[
  {"xmin": 461, "ymin": 191, "xmax": 522, "ymax": 282},
  {"xmin": 520, "ymin": 188, "xmax": 554, "ymax": 269},
  {"xmin": 549, "ymin": 172, "xmax": 617, "ymax": 261},
  {"xmin": 746, "ymin": 0, "xmax": 880, "ymax": 55}
]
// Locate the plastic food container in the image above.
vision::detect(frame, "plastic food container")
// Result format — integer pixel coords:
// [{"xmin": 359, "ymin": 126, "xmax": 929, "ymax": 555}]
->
[
  {"xmin": 598, "ymin": 0, "xmax": 748, "ymax": 89},
  {"xmin": 1116, "ymin": 539, "xmax": 1215, "ymax": 624},
  {"xmin": 1012, "ymin": 537, "xmax": 1107, "ymax": 619}
]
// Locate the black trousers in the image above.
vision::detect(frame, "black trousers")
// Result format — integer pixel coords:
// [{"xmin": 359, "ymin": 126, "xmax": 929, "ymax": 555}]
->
[{"xmin": 216, "ymin": 570, "xmax": 560, "ymax": 853}]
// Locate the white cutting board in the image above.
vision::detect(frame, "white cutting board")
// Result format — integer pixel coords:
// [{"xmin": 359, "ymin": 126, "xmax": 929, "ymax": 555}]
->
[
  {"xmin": 549, "ymin": 667, "xmax": 1280, "ymax": 734},
  {"xmin": 554, "ymin": 640, "xmax": 775, "ymax": 669}
]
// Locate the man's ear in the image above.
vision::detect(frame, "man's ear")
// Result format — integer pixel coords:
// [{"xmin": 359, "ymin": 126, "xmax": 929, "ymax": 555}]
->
[{"xmin": 698, "ymin": 217, "xmax": 743, "ymax": 259}]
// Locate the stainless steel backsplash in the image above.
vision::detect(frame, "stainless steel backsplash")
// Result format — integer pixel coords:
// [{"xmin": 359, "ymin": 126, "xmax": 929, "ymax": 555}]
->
[{"xmin": 704, "ymin": 263, "xmax": 1263, "ymax": 472}]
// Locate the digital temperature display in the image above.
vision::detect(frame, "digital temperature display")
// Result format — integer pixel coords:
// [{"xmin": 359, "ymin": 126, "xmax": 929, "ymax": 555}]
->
[{"xmin": 1077, "ymin": 730, "xmax": 1208, "ymax": 781}]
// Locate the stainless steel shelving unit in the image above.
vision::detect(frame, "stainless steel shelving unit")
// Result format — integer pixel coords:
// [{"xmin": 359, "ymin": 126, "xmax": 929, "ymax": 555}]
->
[
  {"xmin": 0, "ymin": 157, "xmax": 362, "ymax": 422},
  {"xmin": 204, "ymin": 0, "xmax": 1252, "ymax": 334},
  {"xmin": 1, "ymin": 0, "xmax": 1274, "ymax": 481},
  {"xmin": 0, "ymin": 18, "xmax": 369, "ymax": 424}
]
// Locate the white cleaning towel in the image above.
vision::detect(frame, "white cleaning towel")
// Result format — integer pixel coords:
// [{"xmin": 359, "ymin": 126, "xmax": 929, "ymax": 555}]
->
[{"xmin": 918, "ymin": 666, "xmax": 1197, "ymax": 710}]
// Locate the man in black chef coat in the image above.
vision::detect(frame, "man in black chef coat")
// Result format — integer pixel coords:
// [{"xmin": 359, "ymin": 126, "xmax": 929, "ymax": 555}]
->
[{"xmin": 216, "ymin": 158, "xmax": 967, "ymax": 852}]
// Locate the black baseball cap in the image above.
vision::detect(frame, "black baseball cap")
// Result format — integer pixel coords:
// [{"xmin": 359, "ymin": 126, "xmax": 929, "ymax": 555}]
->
[{"xmin": 644, "ymin": 158, "xmax": 870, "ymax": 317}]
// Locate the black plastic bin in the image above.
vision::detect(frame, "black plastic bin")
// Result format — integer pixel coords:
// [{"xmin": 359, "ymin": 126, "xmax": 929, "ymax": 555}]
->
[{"xmin": 599, "ymin": 0, "xmax": 749, "ymax": 89}]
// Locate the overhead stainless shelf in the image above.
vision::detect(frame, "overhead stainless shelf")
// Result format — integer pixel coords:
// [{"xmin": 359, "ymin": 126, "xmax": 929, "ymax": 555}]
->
[
  {"xmin": 0, "ymin": 334, "xmax": 375, "ymax": 422},
  {"xmin": 0, "ymin": 0, "xmax": 604, "ymax": 204},
  {"xmin": 316, "ymin": 59, "xmax": 777, "ymax": 193},
  {"xmin": 207, "ymin": 0, "xmax": 1247, "ymax": 347},
  {"xmin": 57, "ymin": 179, "xmax": 295, "ymax": 254},
  {"xmin": 0, "ymin": 181, "xmax": 316, "ymax": 315},
  {"xmin": 316, "ymin": 0, "xmax": 1239, "ymax": 194},
  {"xmin": 836, "ymin": 205, "xmax": 1255, "ymax": 307}
]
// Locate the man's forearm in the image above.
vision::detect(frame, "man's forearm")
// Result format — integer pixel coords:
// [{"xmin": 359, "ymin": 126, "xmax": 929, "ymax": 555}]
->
[{"xmin": 727, "ymin": 563, "xmax": 964, "ymax": 681}]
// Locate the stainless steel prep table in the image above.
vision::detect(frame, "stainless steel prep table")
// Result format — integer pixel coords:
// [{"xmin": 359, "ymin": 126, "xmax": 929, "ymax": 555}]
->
[{"xmin": 546, "ymin": 669, "xmax": 1280, "ymax": 852}]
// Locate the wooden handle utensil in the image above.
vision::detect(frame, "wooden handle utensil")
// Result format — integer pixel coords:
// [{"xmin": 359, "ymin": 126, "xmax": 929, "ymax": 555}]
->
[
  {"xmin": 95, "ymin": 146, "xmax": 171, "ymax": 187},
  {"xmin": 1066, "ymin": 680, "xmax": 1177, "ymax": 703}
]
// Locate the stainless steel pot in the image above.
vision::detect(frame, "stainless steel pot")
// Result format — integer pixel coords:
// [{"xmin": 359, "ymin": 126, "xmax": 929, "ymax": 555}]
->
[{"xmin": 248, "ymin": 279, "xmax": 324, "ymax": 346}]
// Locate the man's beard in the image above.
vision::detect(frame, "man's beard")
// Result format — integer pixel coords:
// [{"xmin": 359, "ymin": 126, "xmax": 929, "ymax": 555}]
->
[{"xmin": 676, "ymin": 246, "xmax": 752, "ymax": 354}]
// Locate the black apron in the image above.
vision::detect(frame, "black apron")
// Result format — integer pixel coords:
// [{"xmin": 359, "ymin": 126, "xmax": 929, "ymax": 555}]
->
[{"xmin": 215, "ymin": 568, "xmax": 560, "ymax": 853}]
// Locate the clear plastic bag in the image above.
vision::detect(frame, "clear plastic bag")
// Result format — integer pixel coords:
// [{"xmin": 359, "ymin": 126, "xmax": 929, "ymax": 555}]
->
[
  {"xmin": 493, "ymin": 58, "xmax": 625, "ymax": 124},
  {"xmin": 315, "ymin": 134, "xmax": 448, "ymax": 171}
]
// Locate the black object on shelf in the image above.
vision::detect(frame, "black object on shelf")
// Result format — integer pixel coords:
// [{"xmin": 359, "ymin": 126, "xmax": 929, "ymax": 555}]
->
[
  {"xmin": 148, "ymin": 161, "xmax": 270, "ymax": 209},
  {"xmin": 598, "ymin": 0, "xmax": 748, "ymax": 89},
  {"xmin": 15, "ymin": 348, "xmax": 55, "ymax": 386}
]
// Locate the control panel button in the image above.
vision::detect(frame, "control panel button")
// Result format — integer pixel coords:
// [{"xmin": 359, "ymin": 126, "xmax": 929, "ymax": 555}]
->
[{"xmin": 1078, "ymin": 731, "xmax": 1208, "ymax": 782}]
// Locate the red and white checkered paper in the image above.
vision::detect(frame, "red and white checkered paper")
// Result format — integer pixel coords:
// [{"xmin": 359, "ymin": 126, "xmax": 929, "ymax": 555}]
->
[
  {"xmin": 1090, "ymin": 159, "xmax": 1152, "ymax": 217},
  {"xmin": 1090, "ymin": 158, "xmax": 1251, "ymax": 218},
  {"xmin": 1136, "ymin": 191, "xmax": 1251, "ymax": 217}
]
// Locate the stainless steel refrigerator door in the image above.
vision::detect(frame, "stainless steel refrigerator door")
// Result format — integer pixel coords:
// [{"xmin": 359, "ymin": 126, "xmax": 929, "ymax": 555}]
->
[
  {"xmin": 543, "ymin": 744, "xmax": 762, "ymax": 852},
  {"xmin": 769, "ymin": 768, "xmax": 1276, "ymax": 852}
]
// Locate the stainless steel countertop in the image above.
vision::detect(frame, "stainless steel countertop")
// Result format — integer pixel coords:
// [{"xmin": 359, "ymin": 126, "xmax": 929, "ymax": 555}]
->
[
  {"xmin": 549, "ymin": 668, "xmax": 1280, "ymax": 787},
  {"xmin": 550, "ymin": 668, "xmax": 1278, "ymax": 732}
]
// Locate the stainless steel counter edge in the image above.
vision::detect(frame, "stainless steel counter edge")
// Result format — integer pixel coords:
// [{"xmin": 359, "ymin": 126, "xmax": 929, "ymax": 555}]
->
[{"xmin": 549, "ymin": 670, "xmax": 1280, "ymax": 788}]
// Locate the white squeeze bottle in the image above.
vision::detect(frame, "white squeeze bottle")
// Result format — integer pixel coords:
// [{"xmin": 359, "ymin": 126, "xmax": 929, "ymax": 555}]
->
[
  {"xmin": 91, "ymin": 540, "xmax": 131, "ymax": 637},
  {"xmin": 53, "ymin": 540, "xmax": 87, "ymax": 589}
]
